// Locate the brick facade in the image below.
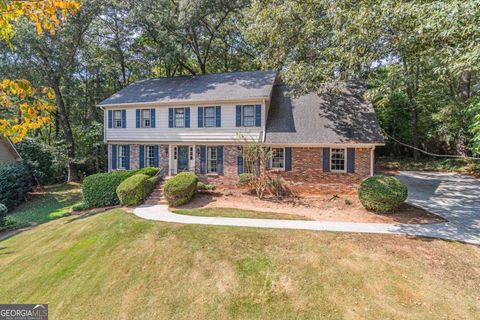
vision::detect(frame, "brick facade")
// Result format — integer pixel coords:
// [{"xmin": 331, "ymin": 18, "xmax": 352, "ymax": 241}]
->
[
  {"xmin": 108, "ymin": 143, "xmax": 169, "ymax": 175},
  {"xmin": 109, "ymin": 143, "xmax": 373, "ymax": 194}
]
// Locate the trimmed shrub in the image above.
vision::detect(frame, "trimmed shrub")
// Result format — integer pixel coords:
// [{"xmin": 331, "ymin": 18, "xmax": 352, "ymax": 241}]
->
[
  {"xmin": 237, "ymin": 173, "xmax": 253, "ymax": 187},
  {"xmin": 358, "ymin": 175, "xmax": 408, "ymax": 213},
  {"xmin": 146, "ymin": 175, "xmax": 161, "ymax": 194},
  {"xmin": 0, "ymin": 163, "xmax": 32, "ymax": 210},
  {"xmin": 71, "ymin": 202, "xmax": 91, "ymax": 212},
  {"xmin": 197, "ymin": 182, "xmax": 216, "ymax": 191},
  {"xmin": 164, "ymin": 172, "xmax": 198, "ymax": 206},
  {"xmin": 0, "ymin": 203, "xmax": 7, "ymax": 227},
  {"xmin": 82, "ymin": 167, "xmax": 160, "ymax": 207},
  {"xmin": 116, "ymin": 174, "xmax": 151, "ymax": 206}
]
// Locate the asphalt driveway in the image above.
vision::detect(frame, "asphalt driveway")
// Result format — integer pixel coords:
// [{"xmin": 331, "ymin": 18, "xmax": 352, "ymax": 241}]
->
[{"xmin": 397, "ymin": 171, "xmax": 480, "ymax": 244}]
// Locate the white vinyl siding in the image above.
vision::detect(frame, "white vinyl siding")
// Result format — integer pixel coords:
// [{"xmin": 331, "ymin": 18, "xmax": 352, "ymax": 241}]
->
[{"xmin": 105, "ymin": 103, "xmax": 264, "ymax": 142}]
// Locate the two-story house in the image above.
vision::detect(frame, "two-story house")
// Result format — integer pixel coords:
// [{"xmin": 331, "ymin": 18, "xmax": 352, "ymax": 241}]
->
[{"xmin": 98, "ymin": 70, "xmax": 384, "ymax": 193}]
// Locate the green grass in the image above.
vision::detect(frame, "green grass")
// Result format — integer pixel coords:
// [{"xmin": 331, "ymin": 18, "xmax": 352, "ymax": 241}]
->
[
  {"xmin": 378, "ymin": 157, "xmax": 480, "ymax": 176},
  {"xmin": 0, "ymin": 209, "xmax": 479, "ymax": 319},
  {"xmin": 6, "ymin": 183, "xmax": 82, "ymax": 227},
  {"xmin": 175, "ymin": 207, "xmax": 311, "ymax": 220}
]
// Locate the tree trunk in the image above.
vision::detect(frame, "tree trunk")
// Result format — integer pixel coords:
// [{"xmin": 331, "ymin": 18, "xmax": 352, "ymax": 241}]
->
[
  {"xmin": 456, "ymin": 70, "xmax": 471, "ymax": 156},
  {"xmin": 52, "ymin": 82, "xmax": 79, "ymax": 182}
]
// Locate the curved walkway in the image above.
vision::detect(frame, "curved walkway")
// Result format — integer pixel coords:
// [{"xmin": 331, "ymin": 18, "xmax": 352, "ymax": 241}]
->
[{"xmin": 134, "ymin": 171, "xmax": 480, "ymax": 245}]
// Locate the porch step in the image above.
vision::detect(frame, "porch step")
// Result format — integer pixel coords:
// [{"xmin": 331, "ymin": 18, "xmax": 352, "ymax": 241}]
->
[{"xmin": 144, "ymin": 178, "xmax": 168, "ymax": 205}]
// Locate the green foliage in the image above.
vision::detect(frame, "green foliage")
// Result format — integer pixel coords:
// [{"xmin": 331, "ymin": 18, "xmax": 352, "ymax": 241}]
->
[
  {"xmin": 237, "ymin": 173, "xmax": 253, "ymax": 187},
  {"xmin": 0, "ymin": 163, "xmax": 32, "ymax": 210},
  {"xmin": 116, "ymin": 174, "xmax": 151, "ymax": 206},
  {"xmin": 71, "ymin": 202, "xmax": 91, "ymax": 212},
  {"xmin": 16, "ymin": 137, "xmax": 67, "ymax": 184},
  {"xmin": 82, "ymin": 167, "xmax": 160, "ymax": 208},
  {"xmin": 197, "ymin": 182, "xmax": 216, "ymax": 191},
  {"xmin": 358, "ymin": 176, "xmax": 408, "ymax": 213},
  {"xmin": 163, "ymin": 172, "xmax": 198, "ymax": 206},
  {"xmin": 0, "ymin": 203, "xmax": 7, "ymax": 226}
]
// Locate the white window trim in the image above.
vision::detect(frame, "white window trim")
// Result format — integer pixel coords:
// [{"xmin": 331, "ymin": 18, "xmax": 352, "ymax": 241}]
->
[
  {"xmin": 242, "ymin": 105, "xmax": 255, "ymax": 127},
  {"xmin": 203, "ymin": 106, "xmax": 216, "ymax": 128},
  {"xmin": 141, "ymin": 109, "xmax": 151, "ymax": 128},
  {"xmin": 174, "ymin": 107, "xmax": 186, "ymax": 128},
  {"xmin": 117, "ymin": 145, "xmax": 127, "ymax": 170},
  {"xmin": 144, "ymin": 145, "xmax": 155, "ymax": 167},
  {"xmin": 270, "ymin": 147, "xmax": 285, "ymax": 171},
  {"xmin": 330, "ymin": 147, "xmax": 347, "ymax": 173},
  {"xmin": 113, "ymin": 110, "xmax": 123, "ymax": 129}
]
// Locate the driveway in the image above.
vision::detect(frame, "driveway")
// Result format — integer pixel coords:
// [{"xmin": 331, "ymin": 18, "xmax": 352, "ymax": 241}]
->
[
  {"xmin": 134, "ymin": 171, "xmax": 480, "ymax": 245},
  {"xmin": 396, "ymin": 171, "xmax": 480, "ymax": 244}
]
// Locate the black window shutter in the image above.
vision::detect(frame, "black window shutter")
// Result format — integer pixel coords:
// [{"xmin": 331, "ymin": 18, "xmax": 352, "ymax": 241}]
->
[
  {"xmin": 323, "ymin": 148, "xmax": 330, "ymax": 172},
  {"xmin": 285, "ymin": 147, "xmax": 292, "ymax": 171},
  {"xmin": 217, "ymin": 146, "xmax": 223, "ymax": 174},
  {"xmin": 200, "ymin": 146, "xmax": 206, "ymax": 174},
  {"xmin": 347, "ymin": 148, "xmax": 355, "ymax": 173}
]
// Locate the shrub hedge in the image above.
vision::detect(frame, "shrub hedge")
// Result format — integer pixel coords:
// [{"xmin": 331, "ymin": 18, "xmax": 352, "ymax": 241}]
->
[
  {"xmin": 197, "ymin": 182, "xmax": 216, "ymax": 191},
  {"xmin": 116, "ymin": 174, "xmax": 151, "ymax": 206},
  {"xmin": 0, "ymin": 163, "xmax": 32, "ymax": 211},
  {"xmin": 164, "ymin": 172, "xmax": 198, "ymax": 206},
  {"xmin": 82, "ymin": 167, "xmax": 160, "ymax": 207},
  {"xmin": 358, "ymin": 175, "xmax": 408, "ymax": 213}
]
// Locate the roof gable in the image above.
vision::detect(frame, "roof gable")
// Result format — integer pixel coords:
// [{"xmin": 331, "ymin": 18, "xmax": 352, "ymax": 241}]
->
[{"xmin": 265, "ymin": 83, "xmax": 384, "ymax": 144}]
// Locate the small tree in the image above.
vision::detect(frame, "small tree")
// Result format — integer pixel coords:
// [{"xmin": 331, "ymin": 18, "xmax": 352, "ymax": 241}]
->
[{"xmin": 241, "ymin": 140, "xmax": 272, "ymax": 199}]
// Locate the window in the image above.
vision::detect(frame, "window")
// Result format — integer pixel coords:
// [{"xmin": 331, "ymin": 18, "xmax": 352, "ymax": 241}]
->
[
  {"xmin": 173, "ymin": 147, "xmax": 177, "ymax": 160},
  {"xmin": 204, "ymin": 107, "xmax": 216, "ymax": 127},
  {"xmin": 117, "ymin": 145, "xmax": 127, "ymax": 169},
  {"xmin": 207, "ymin": 146, "xmax": 217, "ymax": 173},
  {"xmin": 113, "ymin": 110, "xmax": 122, "ymax": 128},
  {"xmin": 174, "ymin": 108, "xmax": 185, "ymax": 128},
  {"xmin": 189, "ymin": 146, "xmax": 194, "ymax": 160},
  {"xmin": 271, "ymin": 148, "xmax": 284, "ymax": 169},
  {"xmin": 145, "ymin": 145, "xmax": 155, "ymax": 167},
  {"xmin": 330, "ymin": 148, "xmax": 346, "ymax": 172},
  {"xmin": 242, "ymin": 105, "xmax": 255, "ymax": 127},
  {"xmin": 141, "ymin": 109, "xmax": 151, "ymax": 128}
]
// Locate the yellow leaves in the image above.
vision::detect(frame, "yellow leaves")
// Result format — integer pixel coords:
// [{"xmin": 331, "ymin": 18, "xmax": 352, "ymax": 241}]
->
[
  {"xmin": 0, "ymin": 79, "xmax": 56, "ymax": 142},
  {"xmin": 0, "ymin": 0, "xmax": 83, "ymax": 42}
]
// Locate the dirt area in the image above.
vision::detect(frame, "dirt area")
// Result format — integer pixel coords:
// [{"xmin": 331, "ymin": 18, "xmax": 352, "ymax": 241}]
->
[{"xmin": 180, "ymin": 189, "xmax": 446, "ymax": 224}]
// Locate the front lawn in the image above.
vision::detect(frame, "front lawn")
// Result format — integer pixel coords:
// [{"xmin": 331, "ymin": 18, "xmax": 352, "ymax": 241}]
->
[
  {"xmin": 0, "ymin": 209, "xmax": 478, "ymax": 319},
  {"xmin": 6, "ymin": 183, "xmax": 82, "ymax": 228},
  {"xmin": 377, "ymin": 157, "xmax": 480, "ymax": 176},
  {"xmin": 175, "ymin": 207, "xmax": 312, "ymax": 220}
]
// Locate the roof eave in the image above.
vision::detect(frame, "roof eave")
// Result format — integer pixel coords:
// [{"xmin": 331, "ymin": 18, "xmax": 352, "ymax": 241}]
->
[{"xmin": 96, "ymin": 96, "xmax": 272, "ymax": 108}]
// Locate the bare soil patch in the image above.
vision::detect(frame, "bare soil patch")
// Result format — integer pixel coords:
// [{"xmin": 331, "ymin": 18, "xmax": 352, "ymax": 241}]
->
[{"xmin": 180, "ymin": 189, "xmax": 445, "ymax": 224}]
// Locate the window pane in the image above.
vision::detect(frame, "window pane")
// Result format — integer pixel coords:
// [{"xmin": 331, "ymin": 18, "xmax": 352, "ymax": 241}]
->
[
  {"xmin": 243, "ymin": 106, "xmax": 254, "ymax": 127},
  {"xmin": 175, "ymin": 108, "xmax": 184, "ymax": 127},
  {"xmin": 145, "ymin": 145, "xmax": 155, "ymax": 167},
  {"xmin": 204, "ymin": 107, "xmax": 215, "ymax": 127},
  {"xmin": 205, "ymin": 107, "xmax": 215, "ymax": 117},
  {"xmin": 330, "ymin": 148, "xmax": 345, "ymax": 171},
  {"xmin": 207, "ymin": 147, "xmax": 217, "ymax": 173},
  {"xmin": 114, "ymin": 110, "xmax": 122, "ymax": 128},
  {"xmin": 271, "ymin": 148, "xmax": 284, "ymax": 168}
]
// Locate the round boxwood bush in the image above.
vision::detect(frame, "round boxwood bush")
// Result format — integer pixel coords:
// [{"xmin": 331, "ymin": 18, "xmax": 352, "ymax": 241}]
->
[
  {"xmin": 0, "ymin": 163, "xmax": 32, "ymax": 210},
  {"xmin": 164, "ymin": 172, "xmax": 198, "ymax": 206},
  {"xmin": 116, "ymin": 174, "xmax": 151, "ymax": 206},
  {"xmin": 82, "ymin": 167, "xmax": 160, "ymax": 208},
  {"xmin": 358, "ymin": 175, "xmax": 408, "ymax": 213}
]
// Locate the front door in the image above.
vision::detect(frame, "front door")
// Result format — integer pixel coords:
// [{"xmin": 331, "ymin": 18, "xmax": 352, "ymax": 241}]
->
[{"xmin": 177, "ymin": 146, "xmax": 189, "ymax": 172}]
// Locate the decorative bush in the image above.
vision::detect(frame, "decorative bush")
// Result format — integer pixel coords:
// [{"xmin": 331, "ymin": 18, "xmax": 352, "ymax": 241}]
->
[
  {"xmin": 358, "ymin": 175, "xmax": 408, "ymax": 213},
  {"xmin": 146, "ymin": 175, "xmax": 161, "ymax": 194},
  {"xmin": 116, "ymin": 174, "xmax": 151, "ymax": 206},
  {"xmin": 237, "ymin": 173, "xmax": 253, "ymax": 187},
  {"xmin": 82, "ymin": 167, "xmax": 160, "ymax": 207},
  {"xmin": 0, "ymin": 163, "xmax": 32, "ymax": 210},
  {"xmin": 71, "ymin": 202, "xmax": 91, "ymax": 212},
  {"xmin": 0, "ymin": 203, "xmax": 7, "ymax": 227},
  {"xmin": 197, "ymin": 182, "xmax": 216, "ymax": 191},
  {"xmin": 164, "ymin": 172, "xmax": 198, "ymax": 206}
]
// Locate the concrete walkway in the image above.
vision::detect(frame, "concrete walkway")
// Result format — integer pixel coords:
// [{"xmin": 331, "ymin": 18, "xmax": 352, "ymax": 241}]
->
[{"xmin": 134, "ymin": 171, "xmax": 480, "ymax": 245}]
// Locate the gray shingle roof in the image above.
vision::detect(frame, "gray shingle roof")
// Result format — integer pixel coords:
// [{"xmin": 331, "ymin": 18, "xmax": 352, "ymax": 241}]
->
[
  {"xmin": 265, "ymin": 83, "xmax": 385, "ymax": 144},
  {"xmin": 98, "ymin": 70, "xmax": 277, "ymax": 106}
]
